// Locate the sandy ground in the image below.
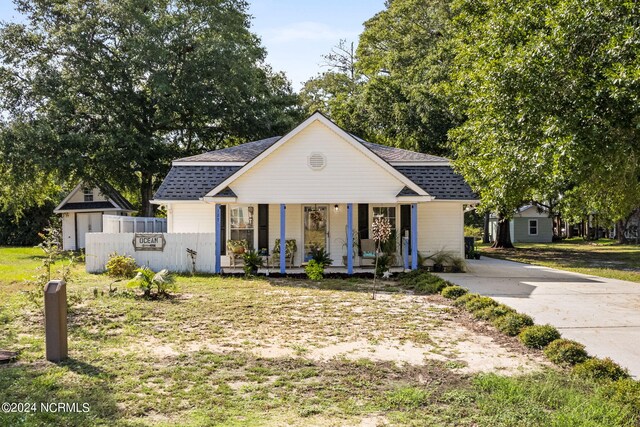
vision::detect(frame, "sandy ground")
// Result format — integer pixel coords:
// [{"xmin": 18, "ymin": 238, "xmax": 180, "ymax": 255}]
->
[{"xmin": 137, "ymin": 291, "xmax": 547, "ymax": 377}]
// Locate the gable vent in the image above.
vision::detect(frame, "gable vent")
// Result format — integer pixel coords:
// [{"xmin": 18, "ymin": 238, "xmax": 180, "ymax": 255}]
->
[{"xmin": 308, "ymin": 152, "xmax": 326, "ymax": 170}]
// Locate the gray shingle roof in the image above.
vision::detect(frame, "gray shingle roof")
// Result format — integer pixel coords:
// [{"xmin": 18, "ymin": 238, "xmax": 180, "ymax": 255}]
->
[
  {"xmin": 395, "ymin": 166, "xmax": 477, "ymax": 200},
  {"xmin": 97, "ymin": 182, "xmax": 135, "ymax": 211},
  {"xmin": 58, "ymin": 201, "xmax": 117, "ymax": 211},
  {"xmin": 350, "ymin": 135, "xmax": 449, "ymax": 163},
  {"xmin": 174, "ymin": 137, "xmax": 281, "ymax": 163},
  {"xmin": 153, "ymin": 166, "xmax": 241, "ymax": 200}
]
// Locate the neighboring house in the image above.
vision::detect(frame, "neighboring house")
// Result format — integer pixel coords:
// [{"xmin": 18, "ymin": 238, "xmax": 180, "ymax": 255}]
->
[
  {"xmin": 54, "ymin": 182, "xmax": 135, "ymax": 250},
  {"xmin": 150, "ymin": 112, "xmax": 478, "ymax": 273},
  {"xmin": 488, "ymin": 205, "xmax": 553, "ymax": 243}
]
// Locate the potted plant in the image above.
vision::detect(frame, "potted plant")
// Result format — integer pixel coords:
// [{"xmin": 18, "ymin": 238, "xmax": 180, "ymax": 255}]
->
[
  {"xmin": 429, "ymin": 250, "xmax": 454, "ymax": 272},
  {"xmin": 242, "ymin": 250, "xmax": 264, "ymax": 276}
]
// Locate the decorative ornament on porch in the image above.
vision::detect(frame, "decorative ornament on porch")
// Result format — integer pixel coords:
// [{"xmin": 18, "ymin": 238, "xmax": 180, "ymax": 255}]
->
[
  {"xmin": 371, "ymin": 216, "xmax": 392, "ymax": 300},
  {"xmin": 309, "ymin": 208, "xmax": 323, "ymax": 225}
]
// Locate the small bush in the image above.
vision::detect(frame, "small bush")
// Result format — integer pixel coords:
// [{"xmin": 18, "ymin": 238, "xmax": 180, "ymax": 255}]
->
[
  {"xmin": 465, "ymin": 296, "xmax": 498, "ymax": 313},
  {"xmin": 305, "ymin": 259, "xmax": 324, "ymax": 281},
  {"xmin": 414, "ymin": 274, "xmax": 448, "ymax": 294},
  {"xmin": 573, "ymin": 358, "xmax": 630, "ymax": 382},
  {"xmin": 493, "ymin": 312, "xmax": 534, "ymax": 336},
  {"xmin": 126, "ymin": 267, "xmax": 176, "ymax": 298},
  {"xmin": 600, "ymin": 379, "xmax": 640, "ymax": 417},
  {"xmin": 441, "ymin": 285, "xmax": 468, "ymax": 299},
  {"xmin": 519, "ymin": 325, "xmax": 561, "ymax": 349},
  {"xmin": 544, "ymin": 339, "xmax": 589, "ymax": 366},
  {"xmin": 105, "ymin": 252, "xmax": 137, "ymax": 278},
  {"xmin": 453, "ymin": 292, "xmax": 480, "ymax": 307},
  {"xmin": 474, "ymin": 304, "xmax": 515, "ymax": 320}
]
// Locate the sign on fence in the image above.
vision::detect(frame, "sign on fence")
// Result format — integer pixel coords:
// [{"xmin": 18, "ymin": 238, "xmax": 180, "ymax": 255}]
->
[{"xmin": 132, "ymin": 233, "xmax": 166, "ymax": 251}]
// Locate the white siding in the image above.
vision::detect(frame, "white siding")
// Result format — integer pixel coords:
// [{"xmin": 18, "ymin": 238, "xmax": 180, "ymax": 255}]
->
[
  {"xmin": 85, "ymin": 233, "xmax": 215, "ymax": 273},
  {"xmin": 417, "ymin": 202, "xmax": 465, "ymax": 259},
  {"xmin": 67, "ymin": 186, "xmax": 109, "ymax": 203},
  {"xmin": 230, "ymin": 121, "xmax": 406, "ymax": 203},
  {"xmin": 169, "ymin": 202, "xmax": 215, "ymax": 233}
]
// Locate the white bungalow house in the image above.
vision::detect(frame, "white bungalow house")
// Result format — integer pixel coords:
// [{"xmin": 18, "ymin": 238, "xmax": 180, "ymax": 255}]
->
[
  {"xmin": 54, "ymin": 182, "xmax": 135, "ymax": 250},
  {"xmin": 149, "ymin": 112, "xmax": 478, "ymax": 273}
]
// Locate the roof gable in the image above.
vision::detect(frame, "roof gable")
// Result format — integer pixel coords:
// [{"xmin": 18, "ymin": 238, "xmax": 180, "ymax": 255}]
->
[
  {"xmin": 204, "ymin": 112, "xmax": 429, "ymax": 200},
  {"xmin": 54, "ymin": 182, "xmax": 135, "ymax": 213}
]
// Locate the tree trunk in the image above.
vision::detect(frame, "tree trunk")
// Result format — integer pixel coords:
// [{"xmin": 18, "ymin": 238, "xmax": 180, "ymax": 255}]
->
[
  {"xmin": 140, "ymin": 172, "xmax": 155, "ymax": 217},
  {"xmin": 617, "ymin": 220, "xmax": 628, "ymax": 244},
  {"xmin": 482, "ymin": 212, "xmax": 490, "ymax": 244},
  {"xmin": 491, "ymin": 215, "xmax": 514, "ymax": 248},
  {"xmin": 567, "ymin": 221, "xmax": 573, "ymax": 238}
]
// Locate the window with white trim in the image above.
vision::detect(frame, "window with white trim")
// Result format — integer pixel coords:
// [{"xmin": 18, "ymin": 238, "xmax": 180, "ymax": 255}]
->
[
  {"xmin": 229, "ymin": 206, "xmax": 255, "ymax": 249},
  {"xmin": 528, "ymin": 219, "xmax": 538, "ymax": 236},
  {"xmin": 83, "ymin": 187, "xmax": 93, "ymax": 202}
]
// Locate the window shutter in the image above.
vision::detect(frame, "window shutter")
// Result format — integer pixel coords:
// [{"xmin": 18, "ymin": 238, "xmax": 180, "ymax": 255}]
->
[
  {"xmin": 400, "ymin": 205, "xmax": 412, "ymax": 255},
  {"xmin": 220, "ymin": 205, "xmax": 227, "ymax": 255},
  {"xmin": 258, "ymin": 204, "xmax": 269, "ymax": 252},
  {"xmin": 358, "ymin": 204, "xmax": 369, "ymax": 255}
]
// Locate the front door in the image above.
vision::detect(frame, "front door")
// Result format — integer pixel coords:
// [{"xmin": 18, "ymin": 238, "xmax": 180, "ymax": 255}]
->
[
  {"xmin": 77, "ymin": 212, "xmax": 103, "ymax": 249},
  {"xmin": 303, "ymin": 205, "xmax": 328, "ymax": 262}
]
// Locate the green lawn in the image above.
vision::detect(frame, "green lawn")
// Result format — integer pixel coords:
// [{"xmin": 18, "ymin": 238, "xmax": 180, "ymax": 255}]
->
[
  {"xmin": 0, "ymin": 246, "xmax": 48, "ymax": 284},
  {"xmin": 479, "ymin": 238, "xmax": 640, "ymax": 283},
  {"xmin": 1, "ymin": 246, "xmax": 639, "ymax": 426}
]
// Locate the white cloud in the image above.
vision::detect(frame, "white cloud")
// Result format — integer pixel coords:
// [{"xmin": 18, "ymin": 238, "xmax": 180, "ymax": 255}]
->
[{"xmin": 263, "ymin": 21, "xmax": 358, "ymax": 43}]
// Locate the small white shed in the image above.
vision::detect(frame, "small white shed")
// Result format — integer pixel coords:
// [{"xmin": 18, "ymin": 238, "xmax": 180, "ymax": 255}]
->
[{"xmin": 54, "ymin": 182, "xmax": 135, "ymax": 250}]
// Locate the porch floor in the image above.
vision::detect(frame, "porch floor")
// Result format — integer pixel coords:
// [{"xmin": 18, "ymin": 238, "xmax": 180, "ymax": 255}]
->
[{"xmin": 220, "ymin": 266, "xmax": 409, "ymax": 275}]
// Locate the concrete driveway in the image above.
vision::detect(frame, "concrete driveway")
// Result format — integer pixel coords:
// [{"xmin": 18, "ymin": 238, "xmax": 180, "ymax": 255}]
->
[{"xmin": 438, "ymin": 257, "xmax": 640, "ymax": 378}]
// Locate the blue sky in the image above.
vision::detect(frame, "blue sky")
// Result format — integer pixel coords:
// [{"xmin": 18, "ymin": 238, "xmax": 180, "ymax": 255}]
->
[{"xmin": 0, "ymin": 0, "xmax": 385, "ymax": 91}]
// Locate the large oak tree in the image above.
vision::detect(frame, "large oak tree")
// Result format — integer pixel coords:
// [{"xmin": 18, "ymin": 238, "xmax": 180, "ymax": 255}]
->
[{"xmin": 0, "ymin": 0, "xmax": 302, "ymax": 216}]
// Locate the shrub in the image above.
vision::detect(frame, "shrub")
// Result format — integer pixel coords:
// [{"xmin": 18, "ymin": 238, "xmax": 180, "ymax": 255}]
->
[
  {"xmin": 242, "ymin": 250, "xmax": 264, "ymax": 276},
  {"xmin": 519, "ymin": 325, "xmax": 561, "ymax": 349},
  {"xmin": 543, "ymin": 339, "xmax": 589, "ymax": 366},
  {"xmin": 413, "ymin": 274, "xmax": 448, "ymax": 294},
  {"xmin": 493, "ymin": 312, "xmax": 534, "ymax": 336},
  {"xmin": 310, "ymin": 247, "xmax": 333, "ymax": 268},
  {"xmin": 573, "ymin": 358, "xmax": 630, "ymax": 382},
  {"xmin": 441, "ymin": 285, "xmax": 468, "ymax": 299},
  {"xmin": 600, "ymin": 379, "xmax": 640, "ymax": 417},
  {"xmin": 473, "ymin": 303, "xmax": 515, "ymax": 320},
  {"xmin": 465, "ymin": 296, "xmax": 498, "ymax": 313},
  {"xmin": 305, "ymin": 260, "xmax": 324, "ymax": 281},
  {"xmin": 453, "ymin": 293, "xmax": 481, "ymax": 307},
  {"xmin": 376, "ymin": 253, "xmax": 394, "ymax": 277},
  {"xmin": 105, "ymin": 252, "xmax": 138, "ymax": 278},
  {"xmin": 126, "ymin": 267, "xmax": 176, "ymax": 298}
]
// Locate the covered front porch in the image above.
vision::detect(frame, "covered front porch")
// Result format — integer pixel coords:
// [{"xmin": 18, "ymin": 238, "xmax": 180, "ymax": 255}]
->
[{"xmin": 211, "ymin": 202, "xmax": 420, "ymax": 274}]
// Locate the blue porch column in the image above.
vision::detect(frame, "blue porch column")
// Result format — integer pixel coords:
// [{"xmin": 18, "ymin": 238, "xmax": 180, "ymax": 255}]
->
[
  {"xmin": 411, "ymin": 203, "xmax": 418, "ymax": 270},
  {"xmin": 347, "ymin": 203, "xmax": 353, "ymax": 274},
  {"xmin": 280, "ymin": 204, "xmax": 286, "ymax": 274},
  {"xmin": 215, "ymin": 204, "xmax": 222, "ymax": 274}
]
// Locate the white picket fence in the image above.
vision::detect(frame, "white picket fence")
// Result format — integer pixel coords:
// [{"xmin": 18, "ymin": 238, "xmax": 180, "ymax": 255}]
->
[{"xmin": 85, "ymin": 233, "xmax": 215, "ymax": 273}]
